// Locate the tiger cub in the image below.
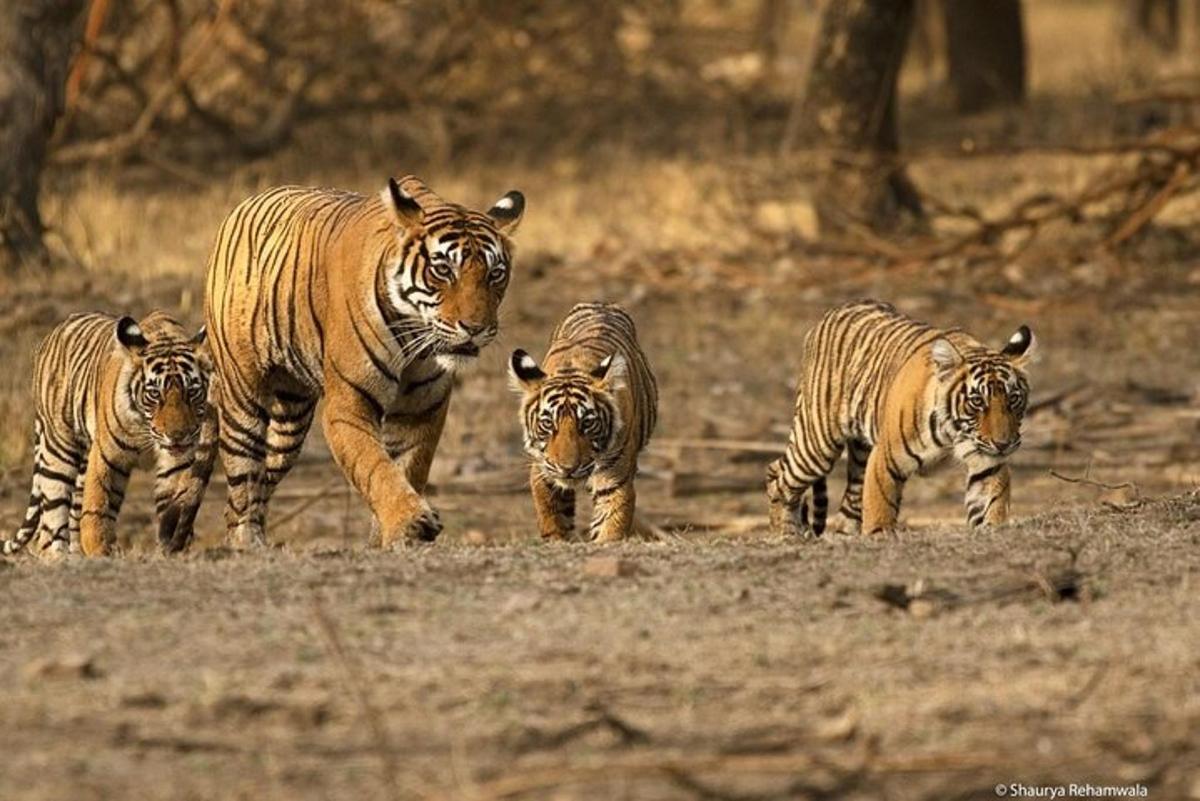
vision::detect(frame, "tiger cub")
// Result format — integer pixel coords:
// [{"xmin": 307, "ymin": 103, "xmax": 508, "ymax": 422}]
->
[
  {"xmin": 3, "ymin": 312, "xmax": 213, "ymax": 557},
  {"xmin": 766, "ymin": 299, "xmax": 1035, "ymax": 537},
  {"xmin": 510, "ymin": 303, "xmax": 657, "ymax": 542}
]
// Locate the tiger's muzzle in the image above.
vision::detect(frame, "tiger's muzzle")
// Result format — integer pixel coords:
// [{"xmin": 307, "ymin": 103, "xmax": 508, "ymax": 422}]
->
[{"xmin": 543, "ymin": 459, "xmax": 596, "ymax": 482}]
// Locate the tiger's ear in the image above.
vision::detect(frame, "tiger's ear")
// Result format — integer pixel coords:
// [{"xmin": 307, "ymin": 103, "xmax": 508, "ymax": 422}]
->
[
  {"xmin": 509, "ymin": 349, "xmax": 545, "ymax": 392},
  {"xmin": 591, "ymin": 353, "xmax": 627, "ymax": 391},
  {"xmin": 116, "ymin": 317, "xmax": 148, "ymax": 355},
  {"xmin": 383, "ymin": 177, "xmax": 423, "ymax": 228},
  {"xmin": 191, "ymin": 325, "xmax": 207, "ymax": 346},
  {"xmin": 487, "ymin": 191, "xmax": 525, "ymax": 234},
  {"xmin": 1001, "ymin": 325, "xmax": 1036, "ymax": 366},
  {"xmin": 930, "ymin": 338, "xmax": 963, "ymax": 381}
]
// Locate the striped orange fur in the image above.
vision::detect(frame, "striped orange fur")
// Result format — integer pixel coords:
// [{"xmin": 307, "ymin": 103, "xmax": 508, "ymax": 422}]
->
[
  {"xmin": 510, "ymin": 303, "xmax": 657, "ymax": 542},
  {"xmin": 3, "ymin": 312, "xmax": 212, "ymax": 557},
  {"xmin": 767, "ymin": 300, "xmax": 1035, "ymax": 537},
  {"xmin": 203, "ymin": 176, "xmax": 523, "ymax": 547}
]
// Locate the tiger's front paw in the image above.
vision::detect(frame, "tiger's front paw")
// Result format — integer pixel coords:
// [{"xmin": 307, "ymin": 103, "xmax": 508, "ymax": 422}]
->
[
  {"xmin": 767, "ymin": 499, "xmax": 813, "ymax": 539},
  {"xmin": 229, "ymin": 522, "xmax": 268, "ymax": 550},
  {"xmin": 40, "ymin": 537, "xmax": 72, "ymax": 561},
  {"xmin": 826, "ymin": 512, "xmax": 862, "ymax": 536},
  {"xmin": 381, "ymin": 502, "xmax": 442, "ymax": 547},
  {"xmin": 157, "ymin": 505, "xmax": 197, "ymax": 555}
]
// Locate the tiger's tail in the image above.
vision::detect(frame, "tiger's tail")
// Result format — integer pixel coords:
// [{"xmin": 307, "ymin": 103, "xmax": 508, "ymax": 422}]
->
[
  {"xmin": 3, "ymin": 481, "xmax": 42, "ymax": 556},
  {"xmin": 810, "ymin": 476, "xmax": 828, "ymax": 536}
]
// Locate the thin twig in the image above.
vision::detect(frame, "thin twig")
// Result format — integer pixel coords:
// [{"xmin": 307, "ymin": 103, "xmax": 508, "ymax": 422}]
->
[
  {"xmin": 272, "ymin": 475, "xmax": 346, "ymax": 528},
  {"xmin": 423, "ymin": 750, "xmax": 998, "ymax": 801},
  {"xmin": 1048, "ymin": 470, "xmax": 1136, "ymax": 492},
  {"xmin": 310, "ymin": 596, "xmax": 402, "ymax": 801},
  {"xmin": 1103, "ymin": 160, "xmax": 1192, "ymax": 249}
]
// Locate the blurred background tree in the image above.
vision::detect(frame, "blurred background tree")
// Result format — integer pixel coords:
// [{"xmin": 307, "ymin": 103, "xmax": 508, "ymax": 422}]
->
[
  {"xmin": 792, "ymin": 0, "xmax": 923, "ymax": 235},
  {"xmin": 2, "ymin": 0, "xmax": 1197, "ymax": 269},
  {"xmin": 943, "ymin": 0, "xmax": 1026, "ymax": 113},
  {"xmin": 0, "ymin": 0, "xmax": 87, "ymax": 271}
]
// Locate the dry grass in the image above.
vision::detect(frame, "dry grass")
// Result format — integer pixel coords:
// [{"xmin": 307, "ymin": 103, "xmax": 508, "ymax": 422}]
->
[{"xmin": 1, "ymin": 498, "xmax": 1199, "ymax": 800}]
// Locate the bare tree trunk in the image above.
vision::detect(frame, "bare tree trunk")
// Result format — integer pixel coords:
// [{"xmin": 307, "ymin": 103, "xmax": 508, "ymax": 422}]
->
[
  {"xmin": 0, "ymin": 0, "xmax": 87, "ymax": 272},
  {"xmin": 1125, "ymin": 0, "xmax": 1181, "ymax": 51},
  {"xmin": 943, "ymin": 0, "xmax": 1026, "ymax": 113},
  {"xmin": 797, "ymin": 0, "xmax": 922, "ymax": 235},
  {"xmin": 754, "ymin": 0, "xmax": 789, "ymax": 77},
  {"xmin": 909, "ymin": 0, "xmax": 947, "ymax": 88}
]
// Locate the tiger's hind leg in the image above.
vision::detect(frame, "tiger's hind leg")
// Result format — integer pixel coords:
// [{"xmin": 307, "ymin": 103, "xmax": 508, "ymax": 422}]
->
[
  {"xmin": 32, "ymin": 421, "xmax": 80, "ymax": 556},
  {"xmin": 4, "ymin": 420, "xmax": 79, "ymax": 557},
  {"xmin": 963, "ymin": 459, "xmax": 1011, "ymax": 528},
  {"xmin": 215, "ymin": 382, "xmax": 272, "ymax": 548},
  {"xmin": 828, "ymin": 439, "xmax": 870, "ymax": 535},
  {"xmin": 257, "ymin": 388, "xmax": 317, "ymax": 537},
  {"xmin": 67, "ymin": 468, "xmax": 87, "ymax": 554},
  {"xmin": 766, "ymin": 398, "xmax": 841, "ymax": 538},
  {"xmin": 530, "ymin": 465, "xmax": 575, "ymax": 541}
]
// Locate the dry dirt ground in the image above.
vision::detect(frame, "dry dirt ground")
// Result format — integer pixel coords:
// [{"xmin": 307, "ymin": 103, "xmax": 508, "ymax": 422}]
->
[{"xmin": 1, "ymin": 500, "xmax": 1199, "ymax": 801}]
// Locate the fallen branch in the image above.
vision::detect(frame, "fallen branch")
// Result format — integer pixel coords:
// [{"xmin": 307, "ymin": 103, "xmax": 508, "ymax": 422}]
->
[
  {"xmin": 52, "ymin": 0, "xmax": 236, "ymax": 164},
  {"xmin": 1048, "ymin": 470, "xmax": 1137, "ymax": 492},
  {"xmin": 513, "ymin": 706, "xmax": 650, "ymax": 754},
  {"xmin": 831, "ymin": 128, "xmax": 1200, "ymax": 264},
  {"xmin": 422, "ymin": 749, "xmax": 999, "ymax": 801}
]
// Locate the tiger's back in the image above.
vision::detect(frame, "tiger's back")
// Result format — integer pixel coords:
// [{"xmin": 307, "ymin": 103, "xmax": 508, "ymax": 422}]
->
[
  {"xmin": 544, "ymin": 302, "xmax": 658, "ymax": 454},
  {"xmin": 796, "ymin": 300, "xmax": 952, "ymax": 442},
  {"xmin": 204, "ymin": 185, "xmax": 366, "ymax": 390}
]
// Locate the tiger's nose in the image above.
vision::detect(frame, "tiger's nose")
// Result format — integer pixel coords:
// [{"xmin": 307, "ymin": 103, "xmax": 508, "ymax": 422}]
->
[
  {"xmin": 458, "ymin": 321, "xmax": 487, "ymax": 337},
  {"xmin": 993, "ymin": 437, "xmax": 1019, "ymax": 453}
]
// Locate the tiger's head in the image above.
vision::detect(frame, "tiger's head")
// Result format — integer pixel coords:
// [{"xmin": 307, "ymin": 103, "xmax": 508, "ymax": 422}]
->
[
  {"xmin": 116, "ymin": 317, "xmax": 211, "ymax": 455},
  {"xmin": 509, "ymin": 350, "xmax": 627, "ymax": 483},
  {"xmin": 380, "ymin": 176, "xmax": 524, "ymax": 370},
  {"xmin": 931, "ymin": 326, "xmax": 1036, "ymax": 460}
]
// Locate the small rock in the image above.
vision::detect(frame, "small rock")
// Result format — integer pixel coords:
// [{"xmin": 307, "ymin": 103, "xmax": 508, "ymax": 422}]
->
[
  {"xmin": 121, "ymin": 692, "xmax": 168, "ymax": 709},
  {"xmin": 753, "ymin": 200, "xmax": 818, "ymax": 240},
  {"xmin": 500, "ymin": 591, "xmax": 542, "ymax": 614},
  {"xmin": 25, "ymin": 654, "xmax": 101, "ymax": 682},
  {"xmin": 908, "ymin": 599, "xmax": 938, "ymax": 619},
  {"xmin": 814, "ymin": 708, "xmax": 859, "ymax": 742},
  {"xmin": 582, "ymin": 556, "xmax": 639, "ymax": 578},
  {"xmin": 464, "ymin": 530, "xmax": 490, "ymax": 546},
  {"xmin": 1100, "ymin": 485, "xmax": 1140, "ymax": 510}
]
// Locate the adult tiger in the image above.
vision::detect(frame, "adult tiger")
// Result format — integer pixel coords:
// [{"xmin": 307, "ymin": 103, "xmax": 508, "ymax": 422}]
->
[
  {"xmin": 204, "ymin": 176, "xmax": 523, "ymax": 547},
  {"xmin": 3, "ymin": 312, "xmax": 213, "ymax": 557},
  {"xmin": 509, "ymin": 303, "xmax": 657, "ymax": 542},
  {"xmin": 766, "ymin": 299, "xmax": 1035, "ymax": 537}
]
